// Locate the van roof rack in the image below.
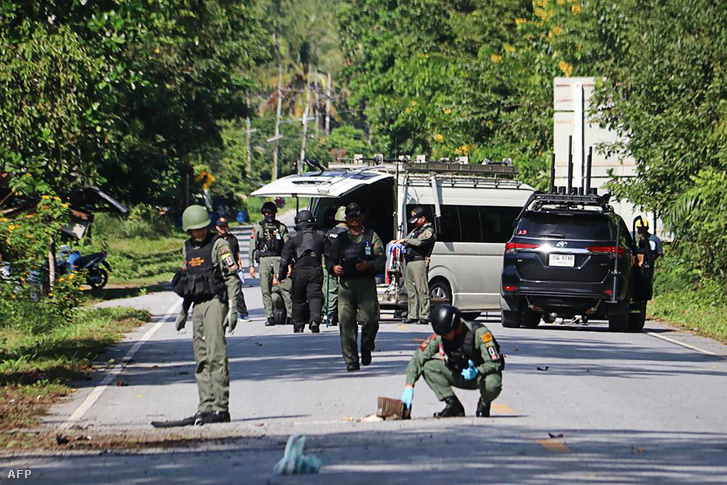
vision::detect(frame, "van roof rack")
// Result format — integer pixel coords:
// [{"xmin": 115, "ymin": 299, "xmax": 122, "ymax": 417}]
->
[
  {"xmin": 519, "ymin": 192, "xmax": 613, "ymax": 217},
  {"xmin": 330, "ymin": 157, "xmax": 518, "ymax": 178}
]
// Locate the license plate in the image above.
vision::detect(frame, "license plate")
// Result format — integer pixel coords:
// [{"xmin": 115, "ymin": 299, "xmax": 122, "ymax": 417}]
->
[{"xmin": 549, "ymin": 254, "xmax": 575, "ymax": 267}]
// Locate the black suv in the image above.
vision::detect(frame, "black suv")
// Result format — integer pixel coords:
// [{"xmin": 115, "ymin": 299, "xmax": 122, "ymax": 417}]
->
[{"xmin": 500, "ymin": 193, "xmax": 652, "ymax": 332}]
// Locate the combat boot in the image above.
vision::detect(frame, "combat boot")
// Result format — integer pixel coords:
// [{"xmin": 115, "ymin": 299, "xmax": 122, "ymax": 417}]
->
[
  {"xmin": 360, "ymin": 348, "xmax": 372, "ymax": 366},
  {"xmin": 309, "ymin": 323, "xmax": 320, "ymax": 333},
  {"xmin": 203, "ymin": 410, "xmax": 231, "ymax": 424},
  {"xmin": 476, "ymin": 397, "xmax": 491, "ymax": 417},
  {"xmin": 433, "ymin": 395, "xmax": 465, "ymax": 418},
  {"xmin": 265, "ymin": 317, "xmax": 275, "ymax": 327},
  {"xmin": 293, "ymin": 325, "xmax": 304, "ymax": 333}
]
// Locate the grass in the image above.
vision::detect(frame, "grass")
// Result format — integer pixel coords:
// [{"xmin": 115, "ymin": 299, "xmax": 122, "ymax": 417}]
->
[
  {"xmin": 0, "ymin": 306, "xmax": 151, "ymax": 449},
  {"xmin": 649, "ymin": 291, "xmax": 727, "ymax": 344}
]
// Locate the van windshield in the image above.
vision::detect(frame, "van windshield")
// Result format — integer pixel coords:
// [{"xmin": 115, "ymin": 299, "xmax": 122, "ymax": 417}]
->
[{"xmin": 517, "ymin": 212, "xmax": 613, "ymax": 241}]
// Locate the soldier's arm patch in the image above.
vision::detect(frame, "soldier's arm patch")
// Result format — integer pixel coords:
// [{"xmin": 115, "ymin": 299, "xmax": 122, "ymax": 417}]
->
[
  {"xmin": 420, "ymin": 229, "xmax": 434, "ymax": 240},
  {"xmin": 481, "ymin": 332, "xmax": 493, "ymax": 344},
  {"xmin": 487, "ymin": 345, "xmax": 499, "ymax": 361}
]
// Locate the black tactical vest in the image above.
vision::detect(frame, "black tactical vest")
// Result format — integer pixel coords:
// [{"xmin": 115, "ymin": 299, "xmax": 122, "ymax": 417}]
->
[
  {"xmin": 257, "ymin": 220, "xmax": 284, "ymax": 257},
  {"xmin": 183, "ymin": 234, "xmax": 227, "ymax": 301},
  {"xmin": 443, "ymin": 322, "xmax": 503, "ymax": 371},
  {"xmin": 293, "ymin": 226, "xmax": 326, "ymax": 267},
  {"xmin": 338, "ymin": 229, "xmax": 375, "ymax": 278},
  {"xmin": 406, "ymin": 223, "xmax": 436, "ymax": 262}
]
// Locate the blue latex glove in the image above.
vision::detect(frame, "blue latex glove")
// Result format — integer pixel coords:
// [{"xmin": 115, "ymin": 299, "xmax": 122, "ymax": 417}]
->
[
  {"xmin": 461, "ymin": 360, "xmax": 479, "ymax": 380},
  {"xmin": 401, "ymin": 387, "xmax": 414, "ymax": 409}
]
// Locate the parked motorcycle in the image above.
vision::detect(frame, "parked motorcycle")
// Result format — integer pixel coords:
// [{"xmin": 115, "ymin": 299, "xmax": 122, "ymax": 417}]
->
[{"xmin": 57, "ymin": 247, "xmax": 111, "ymax": 289}]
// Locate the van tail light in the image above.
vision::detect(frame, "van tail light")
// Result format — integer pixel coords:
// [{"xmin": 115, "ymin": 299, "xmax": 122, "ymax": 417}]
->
[
  {"xmin": 503, "ymin": 285, "xmax": 518, "ymax": 292},
  {"xmin": 587, "ymin": 246, "xmax": 625, "ymax": 256},
  {"xmin": 505, "ymin": 242, "xmax": 539, "ymax": 254}
]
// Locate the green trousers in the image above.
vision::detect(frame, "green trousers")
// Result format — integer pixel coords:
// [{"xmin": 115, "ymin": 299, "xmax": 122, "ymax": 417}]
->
[
  {"xmin": 192, "ymin": 298, "xmax": 229, "ymax": 412},
  {"xmin": 323, "ymin": 265, "xmax": 339, "ymax": 323},
  {"xmin": 338, "ymin": 276, "xmax": 380, "ymax": 365},
  {"xmin": 259, "ymin": 256, "xmax": 292, "ymax": 318},
  {"xmin": 421, "ymin": 359, "xmax": 502, "ymax": 405},
  {"xmin": 405, "ymin": 259, "xmax": 430, "ymax": 321}
]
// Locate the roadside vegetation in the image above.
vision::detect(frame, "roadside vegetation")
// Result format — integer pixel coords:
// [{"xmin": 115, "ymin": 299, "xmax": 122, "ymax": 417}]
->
[
  {"xmin": 0, "ymin": 306, "xmax": 150, "ymax": 448},
  {"xmin": 650, "ymin": 246, "xmax": 727, "ymax": 344}
]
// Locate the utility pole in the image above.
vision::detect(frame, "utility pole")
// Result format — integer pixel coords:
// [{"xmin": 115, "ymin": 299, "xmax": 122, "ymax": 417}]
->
[
  {"xmin": 245, "ymin": 94, "xmax": 252, "ymax": 175},
  {"xmin": 299, "ymin": 66, "xmax": 311, "ymax": 174},
  {"xmin": 314, "ymin": 70, "xmax": 320, "ymax": 135},
  {"xmin": 325, "ymin": 72, "xmax": 332, "ymax": 135},
  {"xmin": 273, "ymin": 64, "xmax": 283, "ymax": 181}
]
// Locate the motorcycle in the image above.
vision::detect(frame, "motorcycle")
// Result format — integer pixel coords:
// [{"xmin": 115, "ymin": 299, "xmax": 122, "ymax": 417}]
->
[{"xmin": 57, "ymin": 247, "xmax": 112, "ymax": 289}]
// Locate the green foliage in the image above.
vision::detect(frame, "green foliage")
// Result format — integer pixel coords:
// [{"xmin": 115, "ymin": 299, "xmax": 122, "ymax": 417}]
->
[
  {"xmin": 93, "ymin": 207, "xmax": 174, "ymax": 241},
  {"xmin": 0, "ymin": 196, "xmax": 69, "ymax": 273}
]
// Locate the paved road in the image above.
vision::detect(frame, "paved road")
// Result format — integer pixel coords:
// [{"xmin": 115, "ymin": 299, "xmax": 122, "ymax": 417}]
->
[{"xmin": 2, "ymin": 221, "xmax": 727, "ymax": 484}]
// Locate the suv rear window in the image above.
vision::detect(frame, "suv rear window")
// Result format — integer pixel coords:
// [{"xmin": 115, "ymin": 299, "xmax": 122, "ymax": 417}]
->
[{"xmin": 516, "ymin": 212, "xmax": 613, "ymax": 240}]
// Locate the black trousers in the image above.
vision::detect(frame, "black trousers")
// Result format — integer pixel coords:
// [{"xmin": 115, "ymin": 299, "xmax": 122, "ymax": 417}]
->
[
  {"xmin": 235, "ymin": 282, "xmax": 248, "ymax": 317},
  {"xmin": 291, "ymin": 265, "xmax": 324, "ymax": 328}
]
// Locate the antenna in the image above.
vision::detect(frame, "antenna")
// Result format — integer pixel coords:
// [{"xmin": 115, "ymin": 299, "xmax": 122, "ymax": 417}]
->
[
  {"xmin": 549, "ymin": 153, "xmax": 556, "ymax": 194},
  {"xmin": 567, "ymin": 135, "xmax": 573, "ymax": 195},
  {"xmin": 585, "ymin": 146, "xmax": 593, "ymax": 194}
]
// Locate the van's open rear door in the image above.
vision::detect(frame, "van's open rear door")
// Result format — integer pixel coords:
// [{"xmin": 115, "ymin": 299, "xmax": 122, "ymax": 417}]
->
[{"xmin": 251, "ymin": 170, "xmax": 391, "ymax": 198}]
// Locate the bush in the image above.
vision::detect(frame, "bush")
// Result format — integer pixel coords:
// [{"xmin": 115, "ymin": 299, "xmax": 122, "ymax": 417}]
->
[{"xmin": 93, "ymin": 205, "xmax": 174, "ymax": 241}]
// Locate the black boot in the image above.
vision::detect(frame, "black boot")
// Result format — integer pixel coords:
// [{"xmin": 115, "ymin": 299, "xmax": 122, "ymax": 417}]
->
[
  {"xmin": 203, "ymin": 410, "xmax": 231, "ymax": 424},
  {"xmin": 293, "ymin": 325, "xmax": 304, "ymax": 333},
  {"xmin": 402, "ymin": 318, "xmax": 418, "ymax": 324},
  {"xmin": 265, "ymin": 317, "xmax": 275, "ymax": 327},
  {"xmin": 476, "ymin": 398, "xmax": 491, "ymax": 418},
  {"xmin": 309, "ymin": 322, "xmax": 320, "ymax": 333},
  {"xmin": 361, "ymin": 348, "xmax": 372, "ymax": 366},
  {"xmin": 433, "ymin": 395, "xmax": 465, "ymax": 418}
]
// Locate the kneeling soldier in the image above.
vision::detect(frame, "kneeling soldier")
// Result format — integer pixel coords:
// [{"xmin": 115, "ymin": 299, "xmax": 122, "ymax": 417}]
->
[{"xmin": 401, "ymin": 304, "xmax": 504, "ymax": 418}]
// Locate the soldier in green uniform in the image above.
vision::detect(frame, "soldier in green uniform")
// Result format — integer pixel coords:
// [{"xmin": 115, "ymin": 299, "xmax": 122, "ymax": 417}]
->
[
  {"xmin": 393, "ymin": 206, "xmax": 436, "ymax": 324},
  {"xmin": 327, "ymin": 203, "xmax": 385, "ymax": 371},
  {"xmin": 155, "ymin": 205, "xmax": 240, "ymax": 427},
  {"xmin": 320, "ymin": 206, "xmax": 346, "ymax": 327},
  {"xmin": 401, "ymin": 304, "xmax": 504, "ymax": 418},
  {"xmin": 248, "ymin": 201, "xmax": 292, "ymax": 326}
]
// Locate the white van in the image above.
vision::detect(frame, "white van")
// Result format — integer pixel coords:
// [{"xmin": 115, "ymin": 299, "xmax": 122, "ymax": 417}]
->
[{"xmin": 252, "ymin": 160, "xmax": 534, "ymax": 318}]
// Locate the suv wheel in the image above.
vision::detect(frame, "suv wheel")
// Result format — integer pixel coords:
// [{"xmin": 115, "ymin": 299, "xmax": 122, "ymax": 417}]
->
[
  {"xmin": 521, "ymin": 308, "xmax": 541, "ymax": 327},
  {"xmin": 429, "ymin": 278, "xmax": 452, "ymax": 306},
  {"xmin": 628, "ymin": 300, "xmax": 646, "ymax": 332},
  {"xmin": 607, "ymin": 293, "xmax": 630, "ymax": 332},
  {"xmin": 501, "ymin": 310, "xmax": 522, "ymax": 328}
]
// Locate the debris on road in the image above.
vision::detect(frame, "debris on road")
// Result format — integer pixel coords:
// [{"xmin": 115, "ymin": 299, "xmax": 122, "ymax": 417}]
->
[
  {"xmin": 537, "ymin": 366, "xmax": 549, "ymax": 371},
  {"xmin": 376, "ymin": 397, "xmax": 411, "ymax": 420},
  {"xmin": 273, "ymin": 435, "xmax": 321, "ymax": 475}
]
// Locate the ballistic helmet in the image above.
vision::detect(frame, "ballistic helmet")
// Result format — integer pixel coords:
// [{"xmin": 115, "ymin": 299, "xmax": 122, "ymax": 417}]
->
[
  {"xmin": 295, "ymin": 210, "xmax": 315, "ymax": 224},
  {"xmin": 261, "ymin": 201, "xmax": 277, "ymax": 214},
  {"xmin": 345, "ymin": 203, "xmax": 363, "ymax": 218},
  {"xmin": 182, "ymin": 205, "xmax": 210, "ymax": 231},
  {"xmin": 430, "ymin": 304, "xmax": 461, "ymax": 336}
]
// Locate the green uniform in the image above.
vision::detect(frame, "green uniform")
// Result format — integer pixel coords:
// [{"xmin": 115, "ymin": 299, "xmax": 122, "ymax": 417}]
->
[
  {"xmin": 249, "ymin": 219, "xmax": 292, "ymax": 318},
  {"xmin": 323, "ymin": 223, "xmax": 346, "ymax": 325},
  {"xmin": 182, "ymin": 235, "xmax": 241, "ymax": 413},
  {"xmin": 329, "ymin": 227, "xmax": 385, "ymax": 365},
  {"xmin": 405, "ymin": 320, "xmax": 503, "ymax": 405},
  {"xmin": 402, "ymin": 222, "xmax": 435, "ymax": 321}
]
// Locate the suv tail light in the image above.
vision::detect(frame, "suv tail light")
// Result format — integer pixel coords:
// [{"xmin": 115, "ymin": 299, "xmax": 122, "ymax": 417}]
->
[
  {"xmin": 586, "ymin": 246, "xmax": 625, "ymax": 256},
  {"xmin": 505, "ymin": 242, "xmax": 539, "ymax": 254}
]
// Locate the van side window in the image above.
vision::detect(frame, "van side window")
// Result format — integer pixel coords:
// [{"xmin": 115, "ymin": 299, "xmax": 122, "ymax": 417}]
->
[
  {"xmin": 459, "ymin": 206, "xmax": 481, "ymax": 242},
  {"xmin": 406, "ymin": 204, "xmax": 520, "ymax": 243},
  {"xmin": 480, "ymin": 206, "xmax": 522, "ymax": 243}
]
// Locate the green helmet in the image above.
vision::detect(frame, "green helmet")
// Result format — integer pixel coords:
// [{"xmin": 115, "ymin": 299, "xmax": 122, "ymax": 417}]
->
[{"xmin": 182, "ymin": 205, "xmax": 210, "ymax": 231}]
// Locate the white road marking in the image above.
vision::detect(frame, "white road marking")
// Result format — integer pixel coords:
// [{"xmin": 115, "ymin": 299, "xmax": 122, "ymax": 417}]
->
[
  {"xmin": 58, "ymin": 299, "xmax": 183, "ymax": 431},
  {"xmin": 645, "ymin": 330, "xmax": 718, "ymax": 356}
]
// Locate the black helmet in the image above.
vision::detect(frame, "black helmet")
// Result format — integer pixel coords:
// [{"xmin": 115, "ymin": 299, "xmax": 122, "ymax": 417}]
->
[
  {"xmin": 294, "ymin": 210, "xmax": 315, "ymax": 224},
  {"xmin": 261, "ymin": 201, "xmax": 277, "ymax": 214},
  {"xmin": 430, "ymin": 304, "xmax": 461, "ymax": 335}
]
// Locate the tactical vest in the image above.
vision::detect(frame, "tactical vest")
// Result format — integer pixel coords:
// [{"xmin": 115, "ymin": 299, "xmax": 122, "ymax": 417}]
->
[
  {"xmin": 406, "ymin": 223, "xmax": 436, "ymax": 262},
  {"xmin": 257, "ymin": 220, "xmax": 284, "ymax": 257},
  {"xmin": 443, "ymin": 322, "xmax": 503, "ymax": 371},
  {"xmin": 183, "ymin": 234, "xmax": 227, "ymax": 301},
  {"xmin": 293, "ymin": 227, "xmax": 326, "ymax": 267},
  {"xmin": 339, "ymin": 229, "xmax": 375, "ymax": 278}
]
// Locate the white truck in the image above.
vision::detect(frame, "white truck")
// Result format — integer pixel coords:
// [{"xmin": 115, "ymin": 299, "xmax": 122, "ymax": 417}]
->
[{"xmin": 252, "ymin": 159, "xmax": 534, "ymax": 318}]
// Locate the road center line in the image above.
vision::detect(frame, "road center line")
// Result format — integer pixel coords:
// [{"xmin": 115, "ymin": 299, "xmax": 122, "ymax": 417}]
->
[
  {"xmin": 537, "ymin": 439, "xmax": 570, "ymax": 453},
  {"xmin": 58, "ymin": 299, "xmax": 182, "ymax": 431},
  {"xmin": 645, "ymin": 330, "xmax": 718, "ymax": 356}
]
